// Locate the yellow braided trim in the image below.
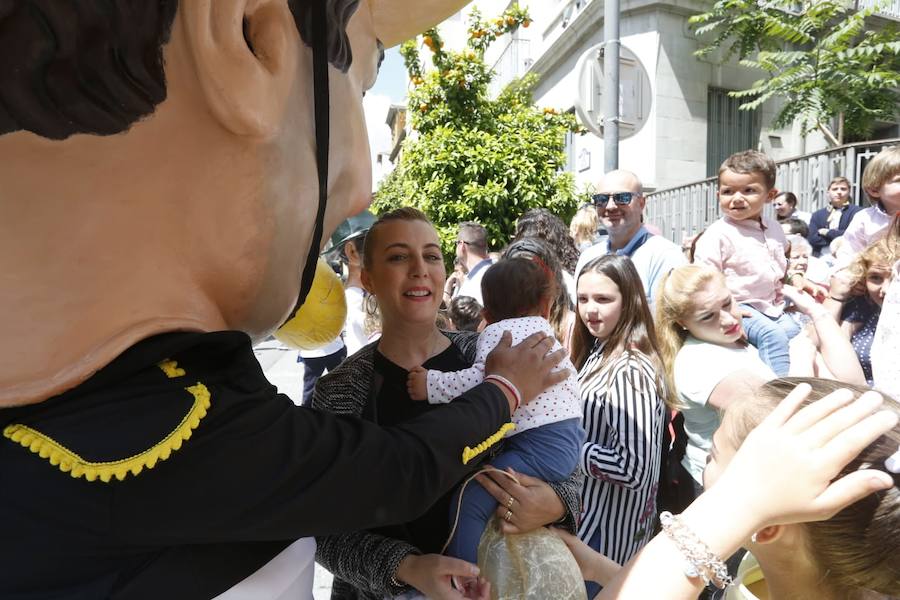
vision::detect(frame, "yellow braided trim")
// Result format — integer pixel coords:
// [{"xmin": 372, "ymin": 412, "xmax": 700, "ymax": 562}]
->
[
  {"xmin": 158, "ymin": 359, "xmax": 186, "ymax": 378},
  {"xmin": 462, "ymin": 422, "xmax": 516, "ymax": 465},
  {"xmin": 2, "ymin": 382, "xmax": 210, "ymax": 483}
]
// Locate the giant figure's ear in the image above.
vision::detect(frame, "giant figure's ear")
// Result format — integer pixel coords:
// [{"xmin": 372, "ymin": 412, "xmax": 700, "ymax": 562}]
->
[{"xmin": 180, "ymin": 0, "xmax": 298, "ymax": 139}]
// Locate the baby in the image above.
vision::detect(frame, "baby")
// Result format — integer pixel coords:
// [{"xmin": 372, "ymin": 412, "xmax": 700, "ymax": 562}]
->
[{"xmin": 407, "ymin": 256, "xmax": 583, "ymax": 566}]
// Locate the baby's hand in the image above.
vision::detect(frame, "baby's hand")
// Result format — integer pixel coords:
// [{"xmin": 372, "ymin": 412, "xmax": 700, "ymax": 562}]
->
[{"xmin": 407, "ymin": 366, "xmax": 429, "ymax": 401}]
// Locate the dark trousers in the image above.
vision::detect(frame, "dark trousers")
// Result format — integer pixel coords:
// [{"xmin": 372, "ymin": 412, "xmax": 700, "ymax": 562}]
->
[{"xmin": 298, "ymin": 347, "xmax": 347, "ymax": 407}]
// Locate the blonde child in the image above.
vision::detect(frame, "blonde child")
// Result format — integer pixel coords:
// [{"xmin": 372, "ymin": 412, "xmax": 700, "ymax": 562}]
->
[
  {"xmin": 693, "ymin": 150, "xmax": 798, "ymax": 376},
  {"xmin": 836, "ymin": 145, "xmax": 900, "ymax": 265}
]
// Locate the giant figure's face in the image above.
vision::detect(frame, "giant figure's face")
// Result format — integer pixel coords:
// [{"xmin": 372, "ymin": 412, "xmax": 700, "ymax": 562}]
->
[{"xmin": 248, "ymin": 1, "xmax": 382, "ymax": 336}]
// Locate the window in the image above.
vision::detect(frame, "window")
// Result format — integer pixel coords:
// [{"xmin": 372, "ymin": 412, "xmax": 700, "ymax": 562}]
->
[{"xmin": 706, "ymin": 87, "xmax": 761, "ymax": 176}]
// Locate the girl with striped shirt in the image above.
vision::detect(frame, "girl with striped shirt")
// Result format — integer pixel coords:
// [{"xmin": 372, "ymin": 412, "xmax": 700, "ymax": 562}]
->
[{"xmin": 571, "ymin": 255, "xmax": 668, "ymax": 568}]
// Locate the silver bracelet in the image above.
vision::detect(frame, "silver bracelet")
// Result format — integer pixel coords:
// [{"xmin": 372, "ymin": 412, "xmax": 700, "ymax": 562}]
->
[{"xmin": 659, "ymin": 511, "xmax": 733, "ymax": 589}]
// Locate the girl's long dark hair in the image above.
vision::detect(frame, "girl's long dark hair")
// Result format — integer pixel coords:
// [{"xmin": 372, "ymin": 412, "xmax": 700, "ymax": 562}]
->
[{"xmin": 571, "ymin": 255, "xmax": 668, "ymax": 398}]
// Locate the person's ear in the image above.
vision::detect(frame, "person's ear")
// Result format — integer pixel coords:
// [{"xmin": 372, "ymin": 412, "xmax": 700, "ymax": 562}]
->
[
  {"xmin": 637, "ymin": 194, "xmax": 647, "ymax": 211},
  {"xmin": 345, "ymin": 241, "xmax": 359, "ymax": 265},
  {"xmin": 750, "ymin": 524, "xmax": 784, "ymax": 545},
  {"xmin": 766, "ymin": 187, "xmax": 779, "ymax": 202},
  {"xmin": 180, "ymin": 0, "xmax": 299, "ymax": 139},
  {"xmin": 866, "ymin": 185, "xmax": 882, "ymax": 199}
]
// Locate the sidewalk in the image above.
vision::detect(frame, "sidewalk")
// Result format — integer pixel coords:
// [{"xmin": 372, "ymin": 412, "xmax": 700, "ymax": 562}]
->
[{"xmin": 313, "ymin": 563, "xmax": 334, "ymax": 600}]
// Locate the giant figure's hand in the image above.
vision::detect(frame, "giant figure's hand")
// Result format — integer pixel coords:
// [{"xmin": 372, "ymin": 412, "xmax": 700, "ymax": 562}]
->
[{"xmin": 484, "ymin": 331, "xmax": 568, "ymax": 405}]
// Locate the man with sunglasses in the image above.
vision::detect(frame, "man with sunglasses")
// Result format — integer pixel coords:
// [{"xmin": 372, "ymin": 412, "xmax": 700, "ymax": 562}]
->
[{"xmin": 575, "ymin": 170, "xmax": 684, "ymax": 306}]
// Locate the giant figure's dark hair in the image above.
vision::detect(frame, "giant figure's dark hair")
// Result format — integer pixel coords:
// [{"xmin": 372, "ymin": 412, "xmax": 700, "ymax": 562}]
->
[{"xmin": 0, "ymin": 0, "xmax": 360, "ymax": 140}]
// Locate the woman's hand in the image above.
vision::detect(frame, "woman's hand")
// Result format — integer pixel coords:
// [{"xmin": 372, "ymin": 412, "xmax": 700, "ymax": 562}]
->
[
  {"xmin": 782, "ymin": 285, "xmax": 821, "ymax": 316},
  {"xmin": 484, "ymin": 331, "xmax": 569, "ymax": 405},
  {"xmin": 710, "ymin": 384, "xmax": 897, "ymax": 531},
  {"xmin": 407, "ymin": 366, "xmax": 428, "ymax": 401},
  {"xmin": 550, "ymin": 528, "xmax": 621, "ymax": 587},
  {"xmin": 475, "ymin": 467, "xmax": 565, "ymax": 534},
  {"xmin": 395, "ymin": 553, "xmax": 490, "ymax": 600}
]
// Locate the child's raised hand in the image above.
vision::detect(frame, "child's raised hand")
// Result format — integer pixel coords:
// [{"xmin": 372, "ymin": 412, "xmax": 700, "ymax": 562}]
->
[{"xmin": 407, "ymin": 366, "xmax": 429, "ymax": 401}]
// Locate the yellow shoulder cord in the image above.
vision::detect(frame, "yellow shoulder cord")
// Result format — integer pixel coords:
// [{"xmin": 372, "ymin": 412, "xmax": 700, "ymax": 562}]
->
[
  {"xmin": 461, "ymin": 422, "xmax": 515, "ymax": 465},
  {"xmin": 2, "ymin": 359, "xmax": 210, "ymax": 483}
]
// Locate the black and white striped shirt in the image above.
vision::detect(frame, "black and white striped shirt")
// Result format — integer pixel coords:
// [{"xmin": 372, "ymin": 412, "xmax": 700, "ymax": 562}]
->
[{"xmin": 577, "ymin": 347, "xmax": 665, "ymax": 565}]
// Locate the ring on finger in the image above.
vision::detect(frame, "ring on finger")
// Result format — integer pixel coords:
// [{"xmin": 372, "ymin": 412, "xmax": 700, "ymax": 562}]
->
[
  {"xmin": 504, "ymin": 509, "xmax": 513, "ymax": 522},
  {"xmin": 506, "ymin": 496, "xmax": 515, "ymax": 509}
]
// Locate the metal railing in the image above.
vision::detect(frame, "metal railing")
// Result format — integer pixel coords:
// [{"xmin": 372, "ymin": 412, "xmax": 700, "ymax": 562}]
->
[
  {"xmin": 646, "ymin": 137, "xmax": 900, "ymax": 244},
  {"xmin": 859, "ymin": 0, "xmax": 900, "ymax": 20}
]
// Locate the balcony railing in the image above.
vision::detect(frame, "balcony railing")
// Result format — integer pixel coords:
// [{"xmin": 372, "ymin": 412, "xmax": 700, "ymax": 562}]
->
[
  {"xmin": 645, "ymin": 138, "xmax": 900, "ymax": 244},
  {"xmin": 489, "ymin": 38, "xmax": 532, "ymax": 97}
]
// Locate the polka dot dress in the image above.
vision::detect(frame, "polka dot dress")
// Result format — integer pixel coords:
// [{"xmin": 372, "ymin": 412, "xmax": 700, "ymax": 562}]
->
[
  {"xmin": 844, "ymin": 297, "xmax": 881, "ymax": 386},
  {"xmin": 425, "ymin": 316, "xmax": 581, "ymax": 435}
]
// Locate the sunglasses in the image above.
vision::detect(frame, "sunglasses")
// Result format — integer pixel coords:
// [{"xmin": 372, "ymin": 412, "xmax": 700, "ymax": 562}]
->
[{"xmin": 591, "ymin": 192, "xmax": 638, "ymax": 206}]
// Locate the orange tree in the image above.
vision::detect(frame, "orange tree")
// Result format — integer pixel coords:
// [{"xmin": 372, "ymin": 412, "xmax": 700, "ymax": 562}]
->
[{"xmin": 373, "ymin": 5, "xmax": 586, "ymax": 263}]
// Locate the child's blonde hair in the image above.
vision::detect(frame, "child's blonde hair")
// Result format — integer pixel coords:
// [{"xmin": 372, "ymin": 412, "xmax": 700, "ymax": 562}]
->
[
  {"xmin": 654, "ymin": 264, "xmax": 728, "ymax": 409},
  {"xmin": 727, "ymin": 378, "xmax": 900, "ymax": 598},
  {"xmin": 862, "ymin": 146, "xmax": 900, "ymax": 205},
  {"xmin": 569, "ymin": 204, "xmax": 598, "ymax": 248}
]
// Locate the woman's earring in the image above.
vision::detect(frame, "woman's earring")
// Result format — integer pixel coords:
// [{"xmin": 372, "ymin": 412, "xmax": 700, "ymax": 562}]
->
[
  {"xmin": 364, "ymin": 293, "xmax": 379, "ymax": 317},
  {"xmin": 750, "ymin": 532, "xmax": 758, "ymax": 544}
]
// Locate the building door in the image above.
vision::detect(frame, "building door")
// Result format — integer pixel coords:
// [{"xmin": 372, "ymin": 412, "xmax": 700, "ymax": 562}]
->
[{"xmin": 706, "ymin": 87, "xmax": 760, "ymax": 176}]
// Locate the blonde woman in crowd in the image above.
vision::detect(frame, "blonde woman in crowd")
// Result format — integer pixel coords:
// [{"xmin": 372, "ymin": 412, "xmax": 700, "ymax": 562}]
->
[
  {"xmin": 570, "ymin": 204, "xmax": 600, "ymax": 251},
  {"xmin": 656, "ymin": 265, "xmax": 775, "ymax": 496}
]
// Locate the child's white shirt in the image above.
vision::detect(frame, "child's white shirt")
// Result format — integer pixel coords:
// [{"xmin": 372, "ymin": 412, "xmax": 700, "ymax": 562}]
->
[{"xmin": 425, "ymin": 316, "xmax": 581, "ymax": 434}]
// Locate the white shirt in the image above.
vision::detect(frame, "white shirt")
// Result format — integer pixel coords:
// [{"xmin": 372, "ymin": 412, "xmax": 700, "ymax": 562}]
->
[
  {"xmin": 674, "ymin": 337, "xmax": 775, "ymax": 484},
  {"xmin": 455, "ymin": 257, "xmax": 493, "ymax": 306},
  {"xmin": 343, "ymin": 286, "xmax": 368, "ymax": 357},
  {"xmin": 214, "ymin": 537, "xmax": 315, "ymax": 600},
  {"xmin": 575, "ymin": 233, "xmax": 685, "ymax": 307},
  {"xmin": 834, "ymin": 204, "xmax": 892, "ymax": 269},
  {"xmin": 425, "ymin": 316, "xmax": 581, "ymax": 433},
  {"xmin": 872, "ymin": 260, "xmax": 900, "ymax": 399}
]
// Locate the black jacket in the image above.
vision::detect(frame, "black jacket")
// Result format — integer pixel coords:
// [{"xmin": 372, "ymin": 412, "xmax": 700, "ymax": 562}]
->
[
  {"xmin": 807, "ymin": 204, "xmax": 862, "ymax": 255},
  {"xmin": 0, "ymin": 331, "xmax": 512, "ymax": 599}
]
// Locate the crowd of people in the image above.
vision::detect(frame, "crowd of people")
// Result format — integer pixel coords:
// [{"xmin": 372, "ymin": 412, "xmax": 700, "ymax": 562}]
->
[
  {"xmin": 308, "ymin": 146, "xmax": 900, "ymax": 600},
  {"xmin": 2, "ymin": 2, "xmax": 897, "ymax": 599}
]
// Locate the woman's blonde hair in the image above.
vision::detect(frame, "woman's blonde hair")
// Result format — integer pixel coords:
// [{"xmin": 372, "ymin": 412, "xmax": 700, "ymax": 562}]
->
[
  {"xmin": 569, "ymin": 205, "xmax": 598, "ymax": 248},
  {"xmin": 726, "ymin": 378, "xmax": 900, "ymax": 598},
  {"xmin": 846, "ymin": 227, "xmax": 900, "ymax": 295},
  {"xmin": 655, "ymin": 264, "xmax": 728, "ymax": 409}
]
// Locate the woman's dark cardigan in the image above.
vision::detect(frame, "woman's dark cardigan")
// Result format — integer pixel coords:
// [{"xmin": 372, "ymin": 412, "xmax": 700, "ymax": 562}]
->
[{"xmin": 313, "ymin": 331, "xmax": 583, "ymax": 599}]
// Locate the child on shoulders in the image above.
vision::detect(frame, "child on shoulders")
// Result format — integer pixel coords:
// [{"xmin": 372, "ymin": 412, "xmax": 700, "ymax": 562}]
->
[
  {"xmin": 693, "ymin": 150, "xmax": 799, "ymax": 376},
  {"xmin": 407, "ymin": 256, "xmax": 583, "ymax": 567}
]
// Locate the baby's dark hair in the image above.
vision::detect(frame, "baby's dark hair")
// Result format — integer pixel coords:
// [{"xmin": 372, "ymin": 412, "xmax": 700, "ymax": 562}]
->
[
  {"xmin": 480, "ymin": 257, "xmax": 554, "ymax": 323},
  {"xmin": 448, "ymin": 296, "xmax": 483, "ymax": 332}
]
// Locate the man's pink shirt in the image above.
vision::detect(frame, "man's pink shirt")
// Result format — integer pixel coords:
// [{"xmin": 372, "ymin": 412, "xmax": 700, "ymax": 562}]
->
[{"xmin": 693, "ymin": 215, "xmax": 788, "ymax": 317}]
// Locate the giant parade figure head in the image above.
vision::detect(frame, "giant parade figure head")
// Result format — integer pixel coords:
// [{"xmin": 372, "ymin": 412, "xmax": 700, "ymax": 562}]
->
[{"xmin": 0, "ymin": 0, "xmax": 467, "ymax": 406}]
